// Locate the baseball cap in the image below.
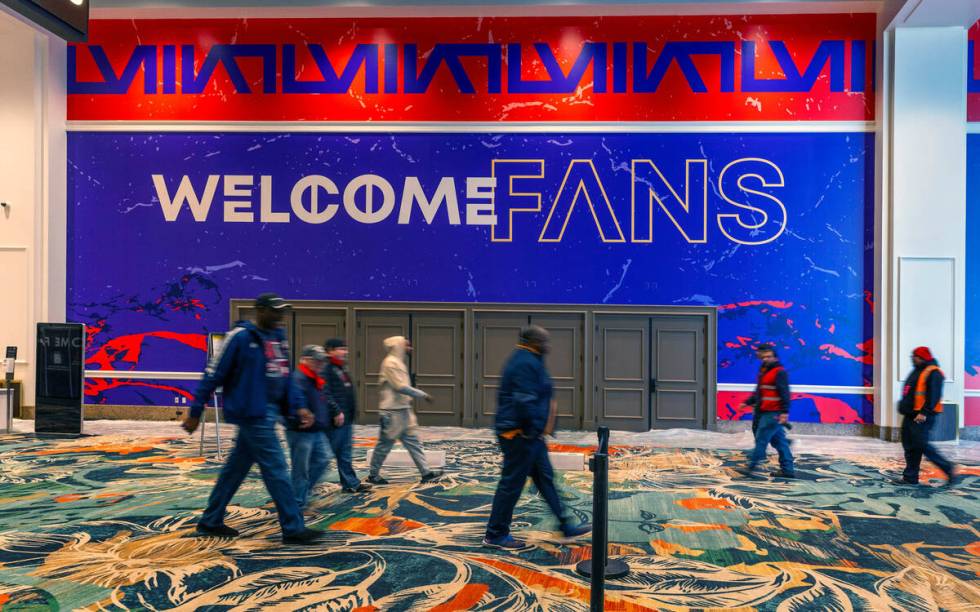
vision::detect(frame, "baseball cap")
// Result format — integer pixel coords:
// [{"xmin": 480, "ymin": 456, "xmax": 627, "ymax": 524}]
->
[
  {"xmin": 324, "ymin": 337, "xmax": 347, "ymax": 351},
  {"xmin": 301, "ymin": 344, "xmax": 327, "ymax": 361},
  {"xmin": 255, "ymin": 292, "xmax": 291, "ymax": 310}
]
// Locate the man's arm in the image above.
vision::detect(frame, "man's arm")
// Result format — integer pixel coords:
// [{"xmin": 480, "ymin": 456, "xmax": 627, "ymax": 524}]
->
[
  {"xmin": 774, "ymin": 368, "xmax": 791, "ymax": 424},
  {"xmin": 922, "ymin": 369, "xmax": 944, "ymax": 416},
  {"xmin": 322, "ymin": 375, "xmax": 344, "ymax": 425},
  {"xmin": 510, "ymin": 363, "xmax": 544, "ymax": 436},
  {"xmin": 383, "ymin": 360, "xmax": 430, "ymax": 400},
  {"xmin": 777, "ymin": 369, "xmax": 791, "ymax": 415},
  {"xmin": 543, "ymin": 398, "xmax": 557, "ymax": 436},
  {"xmin": 189, "ymin": 330, "xmax": 240, "ymax": 419}
]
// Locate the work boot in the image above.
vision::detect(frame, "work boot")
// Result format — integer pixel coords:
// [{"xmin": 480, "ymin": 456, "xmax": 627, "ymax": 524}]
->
[
  {"xmin": 558, "ymin": 522, "xmax": 592, "ymax": 543},
  {"xmin": 282, "ymin": 528, "xmax": 323, "ymax": 545},
  {"xmin": 420, "ymin": 470, "xmax": 443, "ymax": 483},
  {"xmin": 195, "ymin": 523, "xmax": 240, "ymax": 538}
]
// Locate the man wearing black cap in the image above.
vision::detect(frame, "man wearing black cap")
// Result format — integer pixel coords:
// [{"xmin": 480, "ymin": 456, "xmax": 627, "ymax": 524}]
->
[
  {"xmin": 737, "ymin": 343, "xmax": 795, "ymax": 479},
  {"xmin": 183, "ymin": 293, "xmax": 321, "ymax": 544},
  {"xmin": 895, "ymin": 346, "xmax": 960, "ymax": 487},
  {"xmin": 323, "ymin": 338, "xmax": 371, "ymax": 493}
]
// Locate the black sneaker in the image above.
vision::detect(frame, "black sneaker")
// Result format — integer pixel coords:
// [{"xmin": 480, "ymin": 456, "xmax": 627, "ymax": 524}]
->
[
  {"xmin": 195, "ymin": 523, "xmax": 240, "ymax": 538},
  {"xmin": 770, "ymin": 470, "xmax": 797, "ymax": 479},
  {"xmin": 735, "ymin": 467, "xmax": 767, "ymax": 480},
  {"xmin": 343, "ymin": 482, "xmax": 373, "ymax": 493},
  {"xmin": 891, "ymin": 478, "xmax": 918, "ymax": 486},
  {"xmin": 282, "ymin": 528, "xmax": 323, "ymax": 545},
  {"xmin": 420, "ymin": 470, "xmax": 444, "ymax": 483},
  {"xmin": 367, "ymin": 474, "xmax": 389, "ymax": 485},
  {"xmin": 482, "ymin": 534, "xmax": 529, "ymax": 550},
  {"xmin": 946, "ymin": 472, "xmax": 964, "ymax": 488},
  {"xmin": 558, "ymin": 522, "xmax": 592, "ymax": 543}
]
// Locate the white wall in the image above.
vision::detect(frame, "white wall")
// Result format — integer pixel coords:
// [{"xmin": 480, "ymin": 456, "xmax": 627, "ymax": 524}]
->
[
  {"xmin": 881, "ymin": 25, "xmax": 968, "ymax": 431},
  {"xmin": 0, "ymin": 9, "xmax": 66, "ymax": 407}
]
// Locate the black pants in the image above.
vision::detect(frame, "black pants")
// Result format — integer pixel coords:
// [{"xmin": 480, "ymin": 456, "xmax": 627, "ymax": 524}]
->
[
  {"xmin": 485, "ymin": 435, "xmax": 566, "ymax": 539},
  {"xmin": 901, "ymin": 413, "xmax": 953, "ymax": 483}
]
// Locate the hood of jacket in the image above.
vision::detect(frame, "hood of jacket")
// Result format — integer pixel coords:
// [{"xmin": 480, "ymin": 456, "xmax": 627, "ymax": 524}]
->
[{"xmin": 383, "ymin": 335, "xmax": 408, "ymax": 361}]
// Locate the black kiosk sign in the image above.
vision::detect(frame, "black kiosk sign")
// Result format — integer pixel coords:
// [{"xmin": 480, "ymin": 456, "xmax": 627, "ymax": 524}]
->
[{"xmin": 35, "ymin": 323, "xmax": 86, "ymax": 435}]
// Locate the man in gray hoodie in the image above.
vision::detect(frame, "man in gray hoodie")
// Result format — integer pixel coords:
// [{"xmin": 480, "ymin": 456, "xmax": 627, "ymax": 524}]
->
[{"xmin": 366, "ymin": 336, "xmax": 443, "ymax": 484}]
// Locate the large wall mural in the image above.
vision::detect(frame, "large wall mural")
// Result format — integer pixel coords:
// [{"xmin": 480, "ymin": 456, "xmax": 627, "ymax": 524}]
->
[{"xmin": 67, "ymin": 14, "xmax": 876, "ymax": 423}]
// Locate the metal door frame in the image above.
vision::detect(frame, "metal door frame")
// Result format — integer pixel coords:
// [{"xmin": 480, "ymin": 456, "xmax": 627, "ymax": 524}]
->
[{"xmin": 229, "ymin": 299, "xmax": 717, "ymax": 431}]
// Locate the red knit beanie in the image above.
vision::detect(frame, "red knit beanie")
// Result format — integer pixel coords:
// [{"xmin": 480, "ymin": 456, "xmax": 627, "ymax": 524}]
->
[{"xmin": 912, "ymin": 346, "xmax": 933, "ymax": 361}]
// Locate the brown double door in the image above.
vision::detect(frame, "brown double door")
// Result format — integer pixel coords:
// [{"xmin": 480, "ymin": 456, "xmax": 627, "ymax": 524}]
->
[
  {"xmin": 594, "ymin": 314, "xmax": 706, "ymax": 432},
  {"xmin": 354, "ymin": 310, "xmax": 465, "ymax": 427},
  {"xmin": 473, "ymin": 312, "xmax": 585, "ymax": 430},
  {"xmin": 234, "ymin": 307, "xmax": 346, "ymax": 369}
]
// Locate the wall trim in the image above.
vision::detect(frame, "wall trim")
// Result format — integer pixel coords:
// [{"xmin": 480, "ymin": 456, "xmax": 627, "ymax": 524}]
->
[
  {"xmin": 90, "ymin": 3, "xmax": 884, "ymax": 20},
  {"xmin": 85, "ymin": 370, "xmax": 202, "ymax": 380},
  {"xmin": 717, "ymin": 383, "xmax": 874, "ymax": 395},
  {"xmin": 66, "ymin": 121, "xmax": 878, "ymax": 134}
]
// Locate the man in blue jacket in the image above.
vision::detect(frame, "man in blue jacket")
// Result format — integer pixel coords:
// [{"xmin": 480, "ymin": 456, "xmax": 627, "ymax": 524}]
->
[
  {"xmin": 285, "ymin": 345, "xmax": 335, "ymax": 509},
  {"xmin": 182, "ymin": 293, "xmax": 321, "ymax": 545},
  {"xmin": 483, "ymin": 326, "xmax": 591, "ymax": 550}
]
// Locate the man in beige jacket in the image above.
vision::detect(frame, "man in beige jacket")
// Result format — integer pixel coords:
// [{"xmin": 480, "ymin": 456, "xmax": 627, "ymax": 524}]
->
[{"xmin": 366, "ymin": 336, "xmax": 444, "ymax": 484}]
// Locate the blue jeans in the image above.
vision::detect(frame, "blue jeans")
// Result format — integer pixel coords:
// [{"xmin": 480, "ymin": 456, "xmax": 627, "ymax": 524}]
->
[
  {"xmin": 748, "ymin": 412, "xmax": 794, "ymax": 474},
  {"xmin": 327, "ymin": 423, "xmax": 360, "ymax": 490},
  {"xmin": 200, "ymin": 405, "xmax": 305, "ymax": 536},
  {"xmin": 486, "ymin": 435, "xmax": 567, "ymax": 540},
  {"xmin": 286, "ymin": 429, "xmax": 332, "ymax": 509}
]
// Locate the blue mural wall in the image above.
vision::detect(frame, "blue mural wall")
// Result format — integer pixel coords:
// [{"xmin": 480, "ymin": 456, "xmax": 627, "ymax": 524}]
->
[{"xmin": 67, "ymin": 131, "xmax": 874, "ymax": 421}]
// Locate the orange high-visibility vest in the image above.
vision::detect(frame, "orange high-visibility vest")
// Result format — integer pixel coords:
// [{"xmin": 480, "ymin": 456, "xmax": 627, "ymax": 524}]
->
[
  {"xmin": 758, "ymin": 366, "xmax": 785, "ymax": 411},
  {"xmin": 913, "ymin": 365, "xmax": 943, "ymax": 413}
]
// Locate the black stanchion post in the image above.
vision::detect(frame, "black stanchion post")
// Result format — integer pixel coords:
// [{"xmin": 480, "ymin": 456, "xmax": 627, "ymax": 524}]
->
[{"xmin": 576, "ymin": 426, "xmax": 629, "ymax": 611}]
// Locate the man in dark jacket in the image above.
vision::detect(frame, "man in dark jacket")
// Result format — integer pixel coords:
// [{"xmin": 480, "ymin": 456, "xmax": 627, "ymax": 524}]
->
[
  {"xmin": 483, "ymin": 326, "xmax": 591, "ymax": 550},
  {"xmin": 737, "ymin": 344, "xmax": 795, "ymax": 479},
  {"xmin": 324, "ymin": 338, "xmax": 371, "ymax": 493},
  {"xmin": 895, "ymin": 346, "xmax": 960, "ymax": 486},
  {"xmin": 285, "ymin": 345, "xmax": 334, "ymax": 509},
  {"xmin": 182, "ymin": 293, "xmax": 321, "ymax": 544}
]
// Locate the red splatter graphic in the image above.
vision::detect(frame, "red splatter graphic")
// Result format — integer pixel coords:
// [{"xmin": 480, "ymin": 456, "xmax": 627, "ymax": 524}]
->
[
  {"xmin": 717, "ymin": 391, "xmax": 867, "ymax": 424},
  {"xmin": 965, "ymin": 397, "xmax": 980, "ymax": 427},
  {"xmin": 87, "ymin": 331, "xmax": 206, "ymax": 370},
  {"xmin": 85, "ymin": 378, "xmax": 194, "ymax": 401},
  {"xmin": 820, "ymin": 341, "xmax": 873, "ymax": 364},
  {"xmin": 717, "ymin": 300, "xmax": 793, "ymax": 312},
  {"xmin": 793, "ymin": 393, "xmax": 865, "ymax": 424},
  {"xmin": 864, "ymin": 290, "xmax": 875, "ymax": 310},
  {"xmin": 84, "ymin": 331, "xmax": 206, "ymax": 400},
  {"xmin": 724, "ymin": 336, "xmax": 756, "ymax": 349},
  {"xmin": 716, "ymin": 391, "xmax": 754, "ymax": 420}
]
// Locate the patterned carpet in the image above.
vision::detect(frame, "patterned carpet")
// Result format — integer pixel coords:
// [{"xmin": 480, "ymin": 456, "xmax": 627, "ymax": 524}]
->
[{"xmin": 0, "ymin": 430, "xmax": 979, "ymax": 611}]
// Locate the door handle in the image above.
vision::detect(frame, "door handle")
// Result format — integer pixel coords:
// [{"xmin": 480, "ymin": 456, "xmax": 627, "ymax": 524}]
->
[{"xmin": 649, "ymin": 378, "xmax": 657, "ymax": 393}]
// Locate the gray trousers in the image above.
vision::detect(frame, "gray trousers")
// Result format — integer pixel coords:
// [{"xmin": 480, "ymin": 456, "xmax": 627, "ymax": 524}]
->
[{"xmin": 369, "ymin": 408, "xmax": 430, "ymax": 476}]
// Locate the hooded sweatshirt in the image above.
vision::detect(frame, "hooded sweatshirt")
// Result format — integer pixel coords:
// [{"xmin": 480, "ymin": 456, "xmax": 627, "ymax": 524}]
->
[{"xmin": 378, "ymin": 336, "xmax": 428, "ymax": 410}]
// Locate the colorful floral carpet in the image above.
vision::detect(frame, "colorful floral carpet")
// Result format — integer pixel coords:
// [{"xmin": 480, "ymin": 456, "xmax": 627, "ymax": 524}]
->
[{"xmin": 1, "ymin": 431, "xmax": 979, "ymax": 611}]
